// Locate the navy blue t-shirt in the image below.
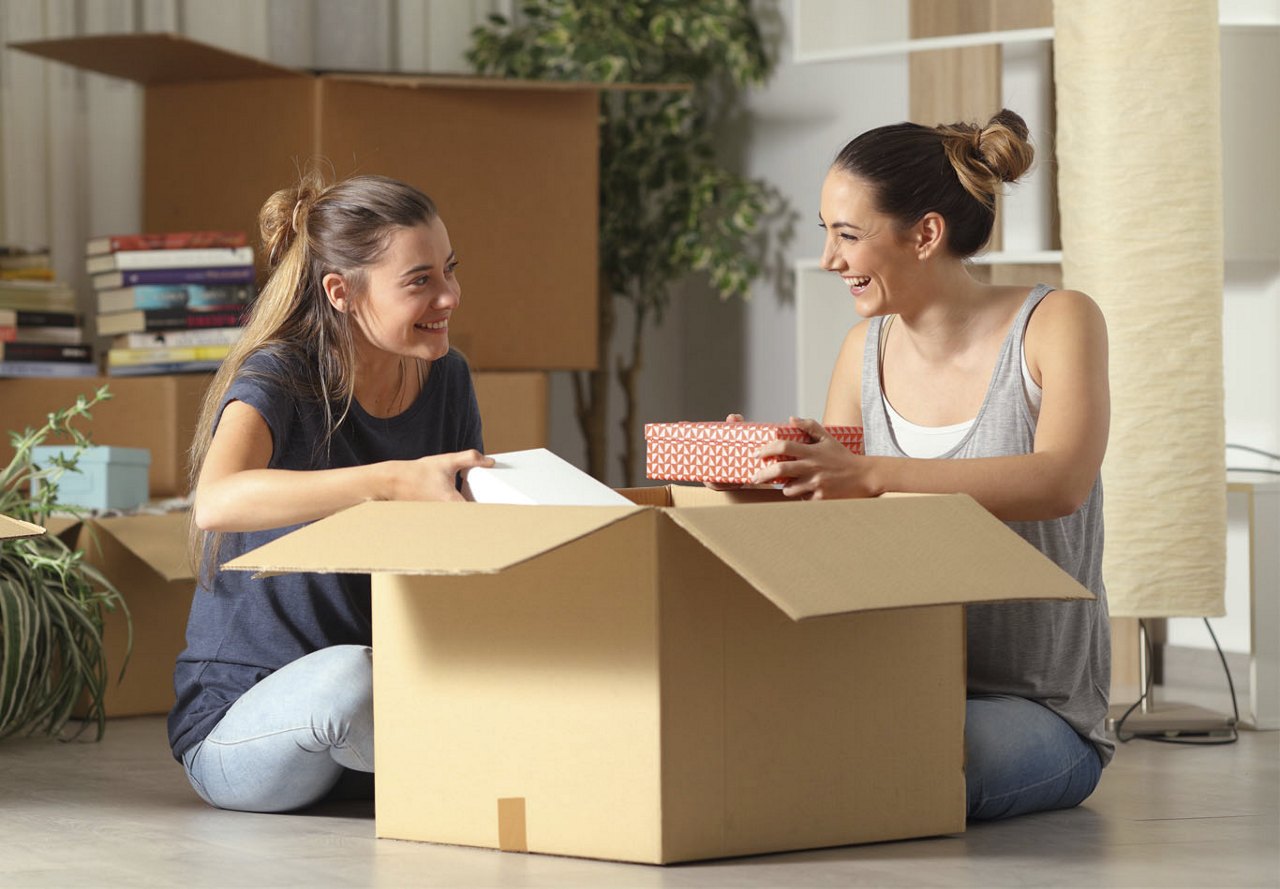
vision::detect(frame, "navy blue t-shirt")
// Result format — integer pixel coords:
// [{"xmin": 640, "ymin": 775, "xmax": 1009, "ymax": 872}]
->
[{"xmin": 167, "ymin": 347, "xmax": 483, "ymax": 760}]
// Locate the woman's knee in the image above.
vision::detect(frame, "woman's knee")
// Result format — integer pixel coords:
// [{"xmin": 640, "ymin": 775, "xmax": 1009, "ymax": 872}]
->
[
  {"xmin": 293, "ymin": 645, "xmax": 373, "ymax": 715},
  {"xmin": 965, "ymin": 695, "xmax": 1101, "ymax": 820}
]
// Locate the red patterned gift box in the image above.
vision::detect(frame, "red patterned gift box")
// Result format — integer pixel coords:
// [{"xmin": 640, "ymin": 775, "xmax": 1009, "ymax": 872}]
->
[{"xmin": 645, "ymin": 421, "xmax": 865, "ymax": 485}]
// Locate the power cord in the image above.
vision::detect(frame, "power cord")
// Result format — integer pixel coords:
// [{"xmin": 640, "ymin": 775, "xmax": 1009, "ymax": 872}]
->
[
  {"xmin": 1226, "ymin": 442, "xmax": 1280, "ymax": 475},
  {"xmin": 1113, "ymin": 618, "xmax": 1240, "ymax": 746}
]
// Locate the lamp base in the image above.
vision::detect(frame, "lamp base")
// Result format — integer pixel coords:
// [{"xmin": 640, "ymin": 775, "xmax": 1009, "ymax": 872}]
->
[{"xmin": 1107, "ymin": 701, "xmax": 1237, "ymax": 738}]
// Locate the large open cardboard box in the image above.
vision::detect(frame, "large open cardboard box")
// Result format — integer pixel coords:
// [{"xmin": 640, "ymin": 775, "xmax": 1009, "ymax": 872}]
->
[
  {"xmin": 12, "ymin": 33, "xmax": 609, "ymax": 370},
  {"xmin": 227, "ymin": 485, "xmax": 1092, "ymax": 864}
]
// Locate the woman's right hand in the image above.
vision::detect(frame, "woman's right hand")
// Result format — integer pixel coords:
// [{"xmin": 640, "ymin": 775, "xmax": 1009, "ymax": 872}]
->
[{"xmin": 397, "ymin": 450, "xmax": 495, "ymax": 502}]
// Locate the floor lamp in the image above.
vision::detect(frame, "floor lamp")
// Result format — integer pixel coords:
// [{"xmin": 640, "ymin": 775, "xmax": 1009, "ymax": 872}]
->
[
  {"xmin": 1106, "ymin": 620, "xmax": 1236, "ymax": 738},
  {"xmin": 1054, "ymin": 0, "xmax": 1235, "ymax": 741}
]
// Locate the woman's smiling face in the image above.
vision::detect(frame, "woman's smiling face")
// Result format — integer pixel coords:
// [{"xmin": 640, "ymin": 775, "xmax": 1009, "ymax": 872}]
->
[
  {"xmin": 345, "ymin": 217, "xmax": 460, "ymax": 361},
  {"xmin": 818, "ymin": 169, "xmax": 918, "ymax": 317}
]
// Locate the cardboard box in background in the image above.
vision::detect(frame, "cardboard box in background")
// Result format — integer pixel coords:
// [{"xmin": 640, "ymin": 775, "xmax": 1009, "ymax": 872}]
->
[
  {"xmin": 472, "ymin": 371, "xmax": 548, "ymax": 454},
  {"xmin": 0, "ymin": 374, "xmax": 210, "ymax": 498},
  {"xmin": 13, "ymin": 33, "xmax": 604, "ymax": 371},
  {"xmin": 55, "ymin": 512, "xmax": 195, "ymax": 718},
  {"xmin": 227, "ymin": 487, "xmax": 1092, "ymax": 864}
]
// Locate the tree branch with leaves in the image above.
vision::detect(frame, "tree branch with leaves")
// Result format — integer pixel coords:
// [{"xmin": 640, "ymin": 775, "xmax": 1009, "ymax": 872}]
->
[{"xmin": 469, "ymin": 1, "xmax": 779, "ymax": 484}]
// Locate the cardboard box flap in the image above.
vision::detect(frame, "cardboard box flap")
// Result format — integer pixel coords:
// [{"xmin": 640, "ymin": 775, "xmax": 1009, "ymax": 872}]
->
[
  {"xmin": 327, "ymin": 71, "xmax": 690, "ymax": 94},
  {"xmin": 0, "ymin": 513, "xmax": 44, "ymax": 541},
  {"xmin": 9, "ymin": 33, "xmax": 301, "ymax": 85},
  {"xmin": 665, "ymin": 494, "xmax": 1094, "ymax": 621},
  {"xmin": 224, "ymin": 500, "xmax": 643, "ymax": 576},
  {"xmin": 92, "ymin": 513, "xmax": 194, "ymax": 582}
]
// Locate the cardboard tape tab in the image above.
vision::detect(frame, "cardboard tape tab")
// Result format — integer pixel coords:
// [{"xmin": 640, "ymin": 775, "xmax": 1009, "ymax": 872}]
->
[{"xmin": 497, "ymin": 797, "xmax": 528, "ymax": 852}]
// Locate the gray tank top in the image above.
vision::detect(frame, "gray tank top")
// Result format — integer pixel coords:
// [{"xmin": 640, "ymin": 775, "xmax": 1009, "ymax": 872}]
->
[{"xmin": 861, "ymin": 284, "xmax": 1113, "ymax": 765}]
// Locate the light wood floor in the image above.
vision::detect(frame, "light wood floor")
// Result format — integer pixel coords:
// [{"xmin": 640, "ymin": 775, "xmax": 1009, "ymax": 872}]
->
[{"xmin": 2, "ymin": 649, "xmax": 1276, "ymax": 889}]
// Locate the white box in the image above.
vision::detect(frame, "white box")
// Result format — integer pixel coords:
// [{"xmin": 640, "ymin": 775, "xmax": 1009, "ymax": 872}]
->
[{"xmin": 462, "ymin": 448, "xmax": 632, "ymax": 506}]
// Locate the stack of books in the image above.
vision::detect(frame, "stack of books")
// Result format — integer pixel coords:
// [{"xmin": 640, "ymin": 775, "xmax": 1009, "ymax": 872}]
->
[
  {"xmin": 0, "ymin": 245, "xmax": 55, "ymax": 282},
  {"xmin": 0, "ymin": 245, "xmax": 94, "ymax": 378},
  {"xmin": 89, "ymin": 231, "xmax": 255, "ymax": 376}
]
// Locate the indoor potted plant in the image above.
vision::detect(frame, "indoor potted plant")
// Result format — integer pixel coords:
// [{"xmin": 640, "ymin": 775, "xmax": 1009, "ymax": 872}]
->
[
  {"xmin": 0, "ymin": 385, "xmax": 130, "ymax": 741},
  {"xmin": 469, "ymin": 1, "xmax": 782, "ymax": 485}
]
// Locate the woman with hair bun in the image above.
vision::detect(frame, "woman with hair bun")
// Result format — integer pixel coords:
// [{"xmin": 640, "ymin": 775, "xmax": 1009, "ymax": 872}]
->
[
  {"xmin": 167, "ymin": 169, "xmax": 493, "ymax": 813},
  {"xmin": 751, "ymin": 109, "xmax": 1113, "ymax": 820}
]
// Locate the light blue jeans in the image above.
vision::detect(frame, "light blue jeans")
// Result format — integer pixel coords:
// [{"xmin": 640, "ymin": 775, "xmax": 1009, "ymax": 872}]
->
[
  {"xmin": 966, "ymin": 694, "xmax": 1103, "ymax": 821},
  {"xmin": 180, "ymin": 645, "xmax": 375, "ymax": 813}
]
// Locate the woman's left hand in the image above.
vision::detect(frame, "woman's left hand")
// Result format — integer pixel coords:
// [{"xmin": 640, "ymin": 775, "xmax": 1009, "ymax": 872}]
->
[{"xmin": 752, "ymin": 416, "xmax": 876, "ymax": 501}]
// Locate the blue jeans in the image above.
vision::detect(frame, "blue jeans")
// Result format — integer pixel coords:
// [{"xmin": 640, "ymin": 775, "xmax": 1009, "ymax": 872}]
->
[
  {"xmin": 180, "ymin": 645, "xmax": 375, "ymax": 813},
  {"xmin": 966, "ymin": 694, "xmax": 1103, "ymax": 821}
]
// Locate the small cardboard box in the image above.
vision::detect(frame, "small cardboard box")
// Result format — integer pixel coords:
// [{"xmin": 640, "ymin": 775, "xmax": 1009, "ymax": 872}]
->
[
  {"xmin": 0, "ymin": 374, "xmax": 210, "ymax": 498},
  {"xmin": 53, "ymin": 512, "xmax": 195, "ymax": 717},
  {"xmin": 646, "ymin": 421, "xmax": 865, "ymax": 485},
  {"xmin": 12, "ymin": 33, "xmax": 612, "ymax": 371},
  {"xmin": 226, "ymin": 486, "xmax": 1090, "ymax": 864},
  {"xmin": 32, "ymin": 445, "xmax": 151, "ymax": 512}
]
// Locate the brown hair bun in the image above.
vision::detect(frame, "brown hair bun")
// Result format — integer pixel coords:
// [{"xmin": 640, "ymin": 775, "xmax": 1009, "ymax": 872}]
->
[
  {"xmin": 937, "ymin": 108, "xmax": 1034, "ymax": 208},
  {"xmin": 260, "ymin": 170, "xmax": 325, "ymax": 270}
]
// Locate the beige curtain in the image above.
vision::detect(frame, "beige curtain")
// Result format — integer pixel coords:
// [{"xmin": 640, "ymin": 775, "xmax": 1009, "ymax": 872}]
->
[{"xmin": 1054, "ymin": 0, "xmax": 1226, "ymax": 618}]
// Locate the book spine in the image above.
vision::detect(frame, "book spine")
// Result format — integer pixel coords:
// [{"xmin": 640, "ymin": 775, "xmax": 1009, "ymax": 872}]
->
[
  {"xmin": 100, "ymin": 284, "xmax": 253, "ymax": 313},
  {"xmin": 87, "ymin": 246, "xmax": 255, "ymax": 273},
  {"xmin": 91, "ymin": 231, "xmax": 248, "ymax": 253},
  {"xmin": 94, "ymin": 266, "xmax": 256, "ymax": 288},
  {"xmin": 107, "ymin": 344, "xmax": 230, "ymax": 366},
  {"xmin": 0, "ymin": 342, "xmax": 93, "ymax": 362},
  {"xmin": 150, "ymin": 309, "xmax": 245, "ymax": 331},
  {"xmin": 105, "ymin": 359, "xmax": 222, "ymax": 377},
  {"xmin": 11, "ymin": 310, "xmax": 81, "ymax": 327},
  {"xmin": 99, "ymin": 307, "xmax": 247, "ymax": 334},
  {"xmin": 0, "ymin": 325, "xmax": 88, "ymax": 345},
  {"xmin": 0, "ymin": 360, "xmax": 100, "ymax": 378},
  {"xmin": 116, "ymin": 327, "xmax": 243, "ymax": 349},
  {"xmin": 98, "ymin": 285, "xmax": 190, "ymax": 313}
]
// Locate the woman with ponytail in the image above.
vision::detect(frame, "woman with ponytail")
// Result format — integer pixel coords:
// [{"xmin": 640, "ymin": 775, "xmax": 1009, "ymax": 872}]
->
[
  {"xmin": 167, "ymin": 170, "xmax": 493, "ymax": 813},
  {"xmin": 751, "ymin": 110, "xmax": 1112, "ymax": 819}
]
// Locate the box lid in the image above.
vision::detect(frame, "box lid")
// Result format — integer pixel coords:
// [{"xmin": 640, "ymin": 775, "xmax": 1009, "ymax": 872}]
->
[
  {"xmin": 8, "ymin": 33, "xmax": 688, "ymax": 93},
  {"xmin": 33, "ymin": 445, "xmax": 151, "ymax": 467},
  {"xmin": 8, "ymin": 33, "xmax": 300, "ymax": 84},
  {"xmin": 0, "ymin": 513, "xmax": 44, "ymax": 541},
  {"xmin": 92, "ymin": 512, "xmax": 193, "ymax": 582},
  {"xmin": 664, "ymin": 494, "xmax": 1091, "ymax": 619},
  {"xmin": 224, "ymin": 501, "xmax": 642, "ymax": 576},
  {"xmin": 225, "ymin": 494, "xmax": 1093, "ymax": 620}
]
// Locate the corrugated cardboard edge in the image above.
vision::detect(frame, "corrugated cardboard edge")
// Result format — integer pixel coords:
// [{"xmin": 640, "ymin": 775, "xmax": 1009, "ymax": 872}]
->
[
  {"xmin": 0, "ymin": 513, "xmax": 45, "ymax": 540},
  {"xmin": 663, "ymin": 494, "xmax": 1095, "ymax": 621},
  {"xmin": 10, "ymin": 33, "xmax": 690, "ymax": 93},
  {"xmin": 9, "ymin": 33, "xmax": 300, "ymax": 84}
]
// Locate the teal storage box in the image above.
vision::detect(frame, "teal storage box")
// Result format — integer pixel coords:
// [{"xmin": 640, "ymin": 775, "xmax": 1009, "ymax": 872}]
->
[{"xmin": 32, "ymin": 445, "xmax": 151, "ymax": 511}]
